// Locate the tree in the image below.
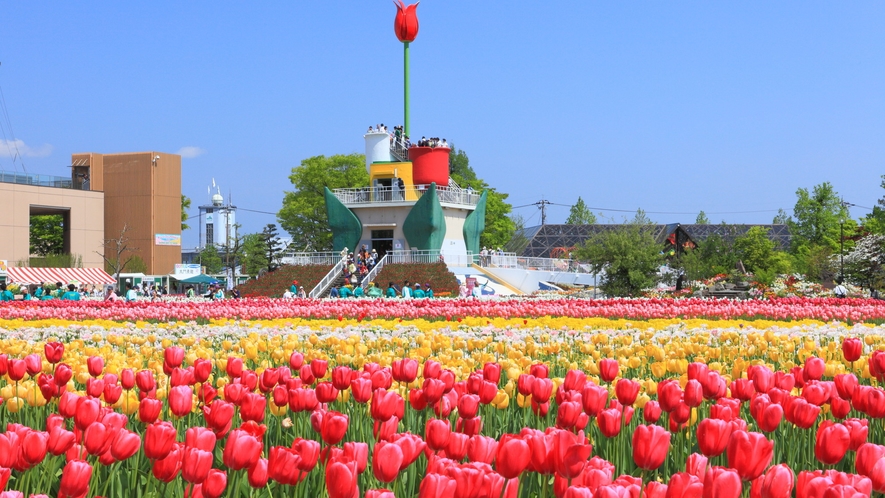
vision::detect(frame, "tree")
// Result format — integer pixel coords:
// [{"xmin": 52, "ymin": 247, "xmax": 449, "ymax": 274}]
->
[
  {"xmin": 573, "ymin": 210, "xmax": 665, "ymax": 297},
  {"xmin": 733, "ymin": 226, "xmax": 792, "ymax": 284},
  {"xmin": 862, "ymin": 175, "xmax": 885, "ymax": 235},
  {"xmin": 789, "ymin": 182, "xmax": 850, "ymax": 253},
  {"xmin": 240, "ymin": 233, "xmax": 268, "ymax": 276},
  {"xmin": 98, "ymin": 224, "xmax": 139, "ymax": 286},
  {"xmin": 181, "ymin": 195, "xmax": 192, "ymax": 231},
  {"xmin": 566, "ymin": 197, "xmax": 597, "ymax": 225},
  {"xmin": 449, "ymin": 146, "xmax": 515, "ymax": 248},
  {"xmin": 773, "ymin": 209, "xmax": 791, "ymax": 225},
  {"xmin": 198, "ymin": 245, "xmax": 223, "ymax": 274},
  {"xmin": 278, "ymin": 154, "xmax": 369, "ymax": 250},
  {"xmin": 675, "ymin": 230, "xmax": 739, "ymax": 281},
  {"xmin": 30, "ymin": 215, "xmax": 65, "ymax": 256},
  {"xmin": 261, "ymin": 224, "xmax": 284, "ymax": 272},
  {"xmin": 695, "ymin": 211, "xmax": 710, "ymax": 225},
  {"xmin": 844, "ymin": 234, "xmax": 885, "ymax": 288}
]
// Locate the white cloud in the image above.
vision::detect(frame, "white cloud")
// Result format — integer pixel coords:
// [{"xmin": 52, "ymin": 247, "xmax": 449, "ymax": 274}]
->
[
  {"xmin": 0, "ymin": 139, "xmax": 53, "ymax": 158},
  {"xmin": 177, "ymin": 146, "xmax": 206, "ymax": 159}
]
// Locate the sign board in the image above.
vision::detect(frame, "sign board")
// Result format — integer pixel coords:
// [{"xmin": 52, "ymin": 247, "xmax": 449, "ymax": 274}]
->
[
  {"xmin": 174, "ymin": 264, "xmax": 201, "ymax": 277},
  {"xmin": 155, "ymin": 234, "xmax": 181, "ymax": 246},
  {"xmin": 0, "ymin": 260, "xmax": 7, "ymax": 273},
  {"xmin": 205, "ymin": 213, "xmax": 214, "ymax": 224}
]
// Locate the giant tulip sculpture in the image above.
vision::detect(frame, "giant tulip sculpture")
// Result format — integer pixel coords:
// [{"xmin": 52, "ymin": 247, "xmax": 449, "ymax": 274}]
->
[{"xmin": 394, "ymin": 0, "xmax": 419, "ymax": 136}]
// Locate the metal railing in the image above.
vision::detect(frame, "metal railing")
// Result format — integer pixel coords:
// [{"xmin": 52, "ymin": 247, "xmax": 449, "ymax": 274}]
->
[
  {"xmin": 308, "ymin": 258, "xmax": 346, "ymax": 298},
  {"xmin": 359, "ymin": 254, "xmax": 388, "ymax": 290},
  {"xmin": 385, "ymin": 250, "xmax": 448, "ymax": 264},
  {"xmin": 389, "ymin": 136, "xmax": 409, "ymax": 162},
  {"xmin": 279, "ymin": 251, "xmax": 341, "ymax": 266},
  {"xmin": 332, "ymin": 186, "xmax": 480, "ymax": 207},
  {"xmin": 0, "ymin": 172, "xmax": 81, "ymax": 190}
]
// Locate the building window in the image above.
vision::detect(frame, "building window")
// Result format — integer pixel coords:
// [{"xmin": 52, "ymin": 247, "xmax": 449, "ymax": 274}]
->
[{"xmin": 206, "ymin": 224, "xmax": 214, "ymax": 246}]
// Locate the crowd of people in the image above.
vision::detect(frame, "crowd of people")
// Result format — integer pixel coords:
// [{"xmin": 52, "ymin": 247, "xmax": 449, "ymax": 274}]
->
[
  {"xmin": 369, "ymin": 123, "xmax": 450, "ymax": 152},
  {"xmin": 330, "ymin": 279, "xmax": 434, "ymax": 299}
]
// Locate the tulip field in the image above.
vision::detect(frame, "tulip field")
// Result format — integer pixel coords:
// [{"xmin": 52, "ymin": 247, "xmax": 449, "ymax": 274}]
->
[{"xmin": 2, "ymin": 298, "xmax": 885, "ymax": 497}]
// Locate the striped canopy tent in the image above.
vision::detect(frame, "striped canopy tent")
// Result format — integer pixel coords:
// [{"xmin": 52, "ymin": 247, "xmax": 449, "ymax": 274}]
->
[{"xmin": 7, "ymin": 267, "xmax": 116, "ymax": 286}]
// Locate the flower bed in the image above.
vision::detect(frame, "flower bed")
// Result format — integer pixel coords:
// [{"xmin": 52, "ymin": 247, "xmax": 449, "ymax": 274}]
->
[
  {"xmin": 1, "ymin": 296, "xmax": 885, "ymax": 323},
  {"xmin": 238, "ymin": 264, "xmax": 333, "ymax": 298},
  {"xmin": 0, "ymin": 318, "xmax": 883, "ymax": 496}
]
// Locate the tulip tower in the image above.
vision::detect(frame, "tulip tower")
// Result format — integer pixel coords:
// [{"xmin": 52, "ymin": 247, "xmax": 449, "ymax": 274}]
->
[{"xmin": 394, "ymin": 1, "xmax": 419, "ymax": 137}]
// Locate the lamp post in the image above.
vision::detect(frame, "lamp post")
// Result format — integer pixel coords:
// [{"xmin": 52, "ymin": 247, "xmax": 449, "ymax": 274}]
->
[{"xmin": 839, "ymin": 214, "xmax": 845, "ymax": 281}]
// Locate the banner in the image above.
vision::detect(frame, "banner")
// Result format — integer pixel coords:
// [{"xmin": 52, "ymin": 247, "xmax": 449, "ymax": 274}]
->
[
  {"xmin": 0, "ymin": 260, "xmax": 7, "ymax": 273},
  {"xmin": 173, "ymin": 264, "xmax": 201, "ymax": 277},
  {"xmin": 155, "ymin": 234, "xmax": 181, "ymax": 246}
]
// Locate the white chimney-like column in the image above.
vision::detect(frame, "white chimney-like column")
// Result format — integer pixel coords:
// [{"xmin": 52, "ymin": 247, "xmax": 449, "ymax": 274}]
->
[{"xmin": 364, "ymin": 131, "xmax": 392, "ymax": 173}]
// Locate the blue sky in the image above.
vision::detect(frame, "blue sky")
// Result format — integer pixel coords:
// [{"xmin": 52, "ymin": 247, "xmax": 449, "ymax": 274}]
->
[{"xmin": 2, "ymin": 2, "xmax": 883, "ymax": 248}]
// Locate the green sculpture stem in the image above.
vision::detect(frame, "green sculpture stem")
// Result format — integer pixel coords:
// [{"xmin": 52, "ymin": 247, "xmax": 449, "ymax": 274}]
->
[{"xmin": 404, "ymin": 41, "xmax": 410, "ymax": 137}]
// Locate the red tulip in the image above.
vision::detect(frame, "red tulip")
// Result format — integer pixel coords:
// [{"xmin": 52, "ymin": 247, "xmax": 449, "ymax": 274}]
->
[
  {"xmin": 665, "ymin": 472, "xmax": 702, "ymax": 498},
  {"xmin": 392, "ymin": 358, "xmax": 418, "ymax": 383},
  {"xmin": 86, "ymin": 356, "xmax": 103, "ymax": 377},
  {"xmin": 373, "ymin": 441, "xmax": 404, "ymax": 483},
  {"xmin": 759, "ymin": 464, "xmax": 794, "ymax": 498},
  {"xmin": 197, "ymin": 469, "xmax": 226, "ymax": 498},
  {"xmin": 44, "ymin": 342, "xmax": 64, "ymax": 363},
  {"xmin": 842, "ymin": 418, "xmax": 868, "ymax": 451},
  {"xmin": 842, "ymin": 338, "xmax": 863, "ymax": 362},
  {"xmin": 54, "ymin": 363, "xmax": 73, "ymax": 386},
  {"xmin": 532, "ymin": 378, "xmax": 554, "ymax": 403},
  {"xmin": 320, "ymin": 411, "xmax": 349, "ymax": 445},
  {"xmin": 426, "ymin": 418, "xmax": 451, "ymax": 452},
  {"xmin": 727, "ymin": 431, "xmax": 773, "ymax": 481},
  {"xmin": 120, "ymin": 368, "xmax": 135, "ymax": 390},
  {"xmin": 856, "ymin": 443, "xmax": 885, "ymax": 492},
  {"xmin": 815, "ymin": 421, "xmax": 851, "ymax": 465},
  {"xmin": 393, "ymin": 0, "xmax": 419, "ymax": 43},
  {"xmin": 633, "ymin": 424, "xmax": 670, "ymax": 471},
  {"xmin": 74, "ymin": 397, "xmax": 101, "ymax": 430},
  {"xmin": 371, "ymin": 388, "xmax": 400, "ymax": 422},
  {"xmin": 332, "ymin": 366, "xmax": 353, "ymax": 390},
  {"xmin": 47, "ymin": 427, "xmax": 76, "ymax": 456},
  {"xmin": 834, "ymin": 374, "xmax": 858, "ymax": 400},
  {"xmin": 111, "ymin": 429, "xmax": 141, "ymax": 461},
  {"xmin": 226, "ymin": 357, "xmax": 243, "ymax": 378},
  {"xmin": 145, "ymin": 421, "xmax": 177, "ymax": 460},
  {"xmin": 139, "ymin": 397, "xmax": 163, "ymax": 424},
  {"xmin": 58, "ymin": 460, "xmax": 92, "ymax": 498},
  {"xmin": 615, "ymin": 378, "xmax": 640, "ymax": 406},
  {"xmin": 7, "ymin": 359, "xmax": 26, "ymax": 381},
  {"xmin": 152, "ymin": 443, "xmax": 184, "ymax": 483},
  {"xmin": 599, "ymin": 358, "xmax": 619, "ymax": 382},
  {"xmin": 136, "ymin": 369, "xmax": 156, "ymax": 392},
  {"xmin": 185, "ymin": 427, "xmax": 217, "ymax": 452},
  {"xmin": 247, "ymin": 458, "xmax": 269, "ymax": 488},
  {"xmin": 419, "ymin": 473, "xmax": 457, "ymax": 498},
  {"xmin": 193, "ymin": 359, "xmax": 212, "ymax": 384},
  {"xmin": 697, "ymin": 418, "xmax": 734, "ymax": 457},
  {"xmin": 685, "ymin": 452, "xmax": 708, "ymax": 480},
  {"xmin": 597, "ymin": 408, "xmax": 623, "ymax": 438},
  {"xmin": 702, "ymin": 466, "xmax": 741, "ymax": 498},
  {"xmin": 326, "ymin": 460, "xmax": 359, "ymax": 498},
  {"xmin": 164, "ymin": 346, "xmax": 185, "ymax": 369},
  {"xmin": 169, "ymin": 385, "xmax": 194, "ymax": 417},
  {"xmin": 22, "ymin": 430, "xmax": 48, "ymax": 465},
  {"xmin": 222, "ymin": 429, "xmax": 263, "ymax": 471},
  {"xmin": 181, "ymin": 447, "xmax": 213, "ymax": 484},
  {"xmin": 582, "ymin": 383, "xmax": 609, "ymax": 417},
  {"xmin": 804, "ymin": 357, "xmax": 825, "ymax": 381},
  {"xmin": 240, "ymin": 392, "xmax": 267, "ymax": 423}
]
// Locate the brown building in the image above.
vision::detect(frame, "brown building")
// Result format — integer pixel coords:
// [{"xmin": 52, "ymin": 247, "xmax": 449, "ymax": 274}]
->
[
  {"xmin": 72, "ymin": 152, "xmax": 182, "ymax": 275},
  {"xmin": 0, "ymin": 178, "xmax": 105, "ymax": 268}
]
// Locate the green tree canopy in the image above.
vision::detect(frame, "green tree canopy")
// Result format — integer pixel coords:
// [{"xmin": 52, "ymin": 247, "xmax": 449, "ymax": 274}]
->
[
  {"xmin": 30, "ymin": 215, "xmax": 65, "ymax": 256},
  {"xmin": 278, "ymin": 154, "xmax": 369, "ymax": 251},
  {"xmin": 199, "ymin": 245, "xmax": 224, "ymax": 274},
  {"xmin": 240, "ymin": 233, "xmax": 267, "ymax": 276},
  {"xmin": 566, "ymin": 197, "xmax": 597, "ymax": 225},
  {"xmin": 862, "ymin": 175, "xmax": 885, "ymax": 235},
  {"xmin": 695, "ymin": 211, "xmax": 710, "ymax": 225},
  {"xmin": 181, "ymin": 195, "xmax": 192, "ymax": 231},
  {"xmin": 449, "ymin": 146, "xmax": 515, "ymax": 249},
  {"xmin": 573, "ymin": 210, "xmax": 664, "ymax": 297},
  {"xmin": 789, "ymin": 182, "xmax": 850, "ymax": 253}
]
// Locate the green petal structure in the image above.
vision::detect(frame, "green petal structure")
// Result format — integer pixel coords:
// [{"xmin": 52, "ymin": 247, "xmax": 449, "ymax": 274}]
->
[
  {"xmin": 403, "ymin": 182, "xmax": 446, "ymax": 251},
  {"xmin": 324, "ymin": 187, "xmax": 363, "ymax": 252},
  {"xmin": 462, "ymin": 190, "xmax": 488, "ymax": 256}
]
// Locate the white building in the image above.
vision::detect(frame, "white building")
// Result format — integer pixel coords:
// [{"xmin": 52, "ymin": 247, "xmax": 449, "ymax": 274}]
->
[{"xmin": 198, "ymin": 191, "xmax": 237, "ymax": 249}]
